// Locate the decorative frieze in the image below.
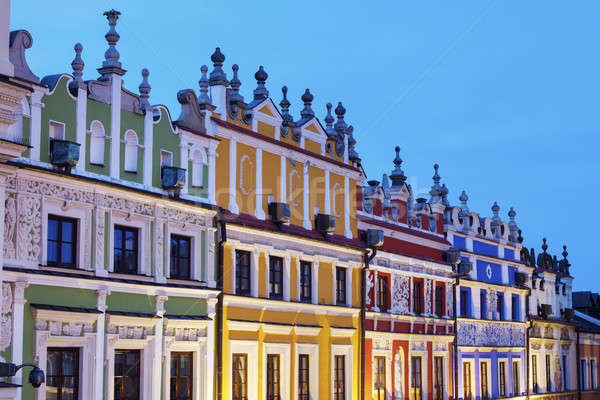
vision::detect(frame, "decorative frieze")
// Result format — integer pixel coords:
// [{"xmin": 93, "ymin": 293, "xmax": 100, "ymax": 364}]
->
[
  {"xmin": 391, "ymin": 275, "xmax": 409, "ymax": 315},
  {"xmin": 457, "ymin": 320, "xmax": 526, "ymax": 347},
  {"xmin": 0, "ymin": 283, "xmax": 13, "ymax": 352},
  {"xmin": 16, "ymin": 195, "xmax": 41, "ymax": 262},
  {"xmin": 424, "ymin": 279, "xmax": 432, "ymax": 315},
  {"xmin": 3, "ymin": 196, "xmax": 16, "ymax": 259}
]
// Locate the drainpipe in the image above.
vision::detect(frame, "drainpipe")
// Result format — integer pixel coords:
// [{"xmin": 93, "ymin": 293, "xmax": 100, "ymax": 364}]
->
[
  {"xmin": 525, "ymin": 286, "xmax": 531, "ymax": 400},
  {"xmin": 361, "ymin": 246, "xmax": 377, "ymax": 400},
  {"xmin": 453, "ymin": 276, "xmax": 459, "ymax": 400},
  {"xmin": 215, "ymin": 212, "xmax": 226, "ymax": 400},
  {"xmin": 576, "ymin": 329, "xmax": 581, "ymax": 400}
]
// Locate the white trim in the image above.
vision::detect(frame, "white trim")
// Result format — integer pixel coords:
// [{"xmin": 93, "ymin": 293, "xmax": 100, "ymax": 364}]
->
[
  {"xmin": 295, "ymin": 343, "xmax": 319, "ymax": 400},
  {"xmin": 109, "ymin": 75, "xmax": 122, "ymax": 178},
  {"xmin": 229, "ymin": 340, "xmax": 259, "ymax": 400},
  {"xmin": 165, "ymin": 223, "xmax": 203, "ymax": 281},
  {"xmin": 109, "ymin": 211, "xmax": 151, "ymax": 275},
  {"xmin": 263, "ymin": 342, "xmax": 291, "ymax": 400},
  {"xmin": 331, "ymin": 344, "xmax": 353, "ymax": 400}
]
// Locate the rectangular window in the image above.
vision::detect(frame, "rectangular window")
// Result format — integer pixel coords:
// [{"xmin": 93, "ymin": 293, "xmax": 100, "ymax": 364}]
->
[
  {"xmin": 463, "ymin": 362, "xmax": 472, "ymax": 400},
  {"xmin": 374, "ymin": 356, "xmax": 386, "ymax": 400},
  {"xmin": 410, "ymin": 357, "xmax": 422, "ymax": 400},
  {"xmin": 480, "ymin": 362, "xmax": 488, "ymax": 400},
  {"xmin": 114, "ymin": 350, "xmax": 140, "ymax": 400},
  {"xmin": 299, "ymin": 261, "xmax": 312, "ymax": 303},
  {"xmin": 512, "ymin": 361, "xmax": 520, "ymax": 396},
  {"xmin": 334, "ymin": 355, "xmax": 346, "ymax": 400},
  {"xmin": 170, "ymin": 352, "xmax": 192, "ymax": 400},
  {"xmin": 114, "ymin": 225, "xmax": 138, "ymax": 274},
  {"xmin": 298, "ymin": 354, "xmax": 310, "ymax": 400},
  {"xmin": 232, "ymin": 354, "xmax": 247, "ymax": 400},
  {"xmin": 499, "ymin": 361, "xmax": 506, "ymax": 397},
  {"xmin": 336, "ymin": 267, "xmax": 347, "ymax": 305},
  {"xmin": 160, "ymin": 150, "xmax": 172, "ymax": 167},
  {"xmin": 497, "ymin": 293, "xmax": 504, "ymax": 320},
  {"xmin": 377, "ymin": 276, "xmax": 388, "ymax": 312},
  {"xmin": 269, "ymin": 256, "xmax": 283, "ymax": 299},
  {"xmin": 435, "ymin": 285, "xmax": 444, "ymax": 317},
  {"xmin": 266, "ymin": 354, "xmax": 280, "ymax": 400},
  {"xmin": 49, "ymin": 120, "xmax": 65, "ymax": 140},
  {"xmin": 47, "ymin": 215, "xmax": 77, "ymax": 268},
  {"xmin": 170, "ymin": 235, "xmax": 191, "ymax": 280},
  {"xmin": 235, "ymin": 250, "xmax": 251, "ymax": 295},
  {"xmin": 434, "ymin": 357, "xmax": 443, "ymax": 400},
  {"xmin": 511, "ymin": 294, "xmax": 520, "ymax": 321},
  {"xmin": 562, "ymin": 355, "xmax": 568, "ymax": 391},
  {"xmin": 591, "ymin": 360, "xmax": 597, "ymax": 389},
  {"xmin": 546, "ymin": 354, "xmax": 552, "ymax": 392},
  {"xmin": 532, "ymin": 355, "xmax": 538, "ymax": 393},
  {"xmin": 480, "ymin": 290, "xmax": 487, "ymax": 319},
  {"xmin": 413, "ymin": 281, "xmax": 423, "ymax": 315},
  {"xmin": 581, "ymin": 359, "xmax": 587, "ymax": 390},
  {"xmin": 46, "ymin": 347, "xmax": 79, "ymax": 400},
  {"xmin": 460, "ymin": 288, "xmax": 469, "ymax": 318}
]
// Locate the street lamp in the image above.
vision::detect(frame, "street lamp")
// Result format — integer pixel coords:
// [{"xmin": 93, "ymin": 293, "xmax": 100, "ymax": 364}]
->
[{"xmin": 0, "ymin": 362, "xmax": 45, "ymax": 388}]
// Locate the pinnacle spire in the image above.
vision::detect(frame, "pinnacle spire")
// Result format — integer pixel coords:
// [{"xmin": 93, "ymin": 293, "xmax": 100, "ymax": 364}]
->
[
  {"xmin": 198, "ymin": 65, "xmax": 213, "ymax": 110},
  {"xmin": 253, "ymin": 66, "xmax": 269, "ymax": 100},
  {"xmin": 98, "ymin": 9, "xmax": 125, "ymax": 78},
  {"xmin": 300, "ymin": 89, "xmax": 315, "ymax": 119},
  {"xmin": 71, "ymin": 43, "xmax": 84, "ymax": 83},
  {"xmin": 389, "ymin": 146, "xmax": 406, "ymax": 187},
  {"xmin": 138, "ymin": 68, "xmax": 151, "ymax": 111},
  {"xmin": 209, "ymin": 47, "xmax": 228, "ymax": 86}
]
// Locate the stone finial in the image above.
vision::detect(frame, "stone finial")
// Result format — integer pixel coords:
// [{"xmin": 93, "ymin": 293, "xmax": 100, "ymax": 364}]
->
[
  {"xmin": 491, "ymin": 202, "xmax": 501, "ymax": 238},
  {"xmin": 230, "ymin": 64, "xmax": 244, "ymax": 103},
  {"xmin": 71, "ymin": 43, "xmax": 84, "ymax": 82},
  {"xmin": 517, "ymin": 229, "xmax": 523, "ymax": 244},
  {"xmin": 138, "ymin": 68, "xmax": 151, "ymax": 111},
  {"xmin": 407, "ymin": 184, "xmax": 415, "ymax": 225},
  {"xmin": 491, "ymin": 202, "xmax": 500, "ymax": 219},
  {"xmin": 324, "ymin": 103, "xmax": 334, "ymax": 133},
  {"xmin": 209, "ymin": 47, "xmax": 228, "ymax": 86},
  {"xmin": 347, "ymin": 126, "xmax": 360, "ymax": 162},
  {"xmin": 562, "ymin": 245, "xmax": 568, "ymax": 260},
  {"xmin": 253, "ymin": 66, "xmax": 269, "ymax": 100},
  {"xmin": 458, "ymin": 190, "xmax": 470, "ymax": 215},
  {"xmin": 508, "ymin": 207, "xmax": 518, "ymax": 242},
  {"xmin": 429, "ymin": 164, "xmax": 443, "ymax": 203},
  {"xmin": 300, "ymin": 89, "xmax": 315, "ymax": 119},
  {"xmin": 198, "ymin": 65, "xmax": 212, "ymax": 108},
  {"xmin": 98, "ymin": 10, "xmax": 125, "ymax": 77},
  {"xmin": 334, "ymin": 101, "xmax": 347, "ymax": 133},
  {"xmin": 541, "ymin": 238, "xmax": 548, "ymax": 253},
  {"xmin": 441, "ymin": 184, "xmax": 450, "ymax": 206},
  {"xmin": 389, "ymin": 146, "xmax": 407, "ymax": 187},
  {"xmin": 280, "ymin": 86, "xmax": 294, "ymax": 138}
]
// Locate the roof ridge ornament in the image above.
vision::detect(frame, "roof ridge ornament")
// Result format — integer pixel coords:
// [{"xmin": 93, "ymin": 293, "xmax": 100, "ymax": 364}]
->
[
  {"xmin": 334, "ymin": 101, "xmax": 347, "ymax": 134},
  {"xmin": 280, "ymin": 86, "xmax": 294, "ymax": 138},
  {"xmin": 491, "ymin": 201, "xmax": 501, "ymax": 238},
  {"xmin": 198, "ymin": 65, "xmax": 213, "ymax": 110},
  {"xmin": 508, "ymin": 207, "xmax": 518, "ymax": 242},
  {"xmin": 138, "ymin": 68, "xmax": 151, "ymax": 112},
  {"xmin": 389, "ymin": 146, "xmax": 406, "ymax": 187},
  {"xmin": 229, "ymin": 64, "xmax": 244, "ymax": 118},
  {"xmin": 441, "ymin": 184, "xmax": 450, "ymax": 207},
  {"xmin": 69, "ymin": 43, "xmax": 84, "ymax": 95},
  {"xmin": 324, "ymin": 102, "xmax": 335, "ymax": 138},
  {"xmin": 428, "ymin": 164, "xmax": 443, "ymax": 203},
  {"xmin": 98, "ymin": 9, "xmax": 126, "ymax": 79},
  {"xmin": 300, "ymin": 89, "xmax": 315, "ymax": 120},
  {"xmin": 347, "ymin": 125, "xmax": 360, "ymax": 163},
  {"xmin": 253, "ymin": 66, "xmax": 269, "ymax": 100},
  {"xmin": 209, "ymin": 47, "xmax": 228, "ymax": 86}
]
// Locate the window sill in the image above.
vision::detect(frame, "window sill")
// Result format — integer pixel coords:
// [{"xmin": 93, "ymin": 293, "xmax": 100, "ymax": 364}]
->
[
  {"xmin": 124, "ymin": 170, "xmax": 138, "ymax": 174},
  {"xmin": 89, "ymin": 162, "xmax": 105, "ymax": 167},
  {"xmin": 191, "ymin": 185, "xmax": 204, "ymax": 189}
]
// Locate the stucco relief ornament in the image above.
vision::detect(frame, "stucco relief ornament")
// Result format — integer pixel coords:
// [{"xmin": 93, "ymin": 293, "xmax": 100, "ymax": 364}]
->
[
  {"xmin": 17, "ymin": 195, "xmax": 41, "ymax": 261},
  {"xmin": 0, "ymin": 283, "xmax": 13, "ymax": 351},
  {"xmin": 3, "ymin": 197, "xmax": 16, "ymax": 259},
  {"xmin": 424, "ymin": 279, "xmax": 432, "ymax": 315},
  {"xmin": 391, "ymin": 275, "xmax": 409, "ymax": 315},
  {"xmin": 394, "ymin": 354, "xmax": 403, "ymax": 399},
  {"xmin": 446, "ymin": 283, "xmax": 453, "ymax": 317},
  {"xmin": 95, "ymin": 209, "xmax": 105, "ymax": 268},
  {"xmin": 365, "ymin": 271, "xmax": 374, "ymax": 306}
]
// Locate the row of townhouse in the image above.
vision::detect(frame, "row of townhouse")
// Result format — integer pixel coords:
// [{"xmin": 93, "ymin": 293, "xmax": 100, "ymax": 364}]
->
[{"xmin": 0, "ymin": 3, "xmax": 598, "ymax": 400}]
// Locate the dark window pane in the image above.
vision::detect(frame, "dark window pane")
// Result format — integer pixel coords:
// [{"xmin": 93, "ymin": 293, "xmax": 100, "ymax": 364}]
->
[
  {"xmin": 61, "ymin": 243, "xmax": 73, "ymax": 264},
  {"xmin": 61, "ymin": 221, "xmax": 73, "ymax": 242},
  {"xmin": 47, "ymin": 215, "xmax": 77, "ymax": 268},
  {"xmin": 48, "ymin": 241, "xmax": 58, "ymax": 263},
  {"xmin": 48, "ymin": 219, "xmax": 59, "ymax": 241}
]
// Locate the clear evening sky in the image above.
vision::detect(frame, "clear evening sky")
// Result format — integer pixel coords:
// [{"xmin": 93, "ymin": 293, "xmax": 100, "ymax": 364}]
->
[{"xmin": 11, "ymin": 1, "xmax": 599, "ymax": 291}]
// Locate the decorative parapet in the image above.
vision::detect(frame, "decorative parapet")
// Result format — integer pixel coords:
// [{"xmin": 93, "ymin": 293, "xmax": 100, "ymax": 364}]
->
[{"xmin": 457, "ymin": 319, "xmax": 526, "ymax": 347}]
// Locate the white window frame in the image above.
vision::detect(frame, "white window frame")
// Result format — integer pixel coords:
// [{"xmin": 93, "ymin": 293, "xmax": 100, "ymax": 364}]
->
[
  {"xmin": 191, "ymin": 147, "xmax": 207, "ymax": 188},
  {"xmin": 229, "ymin": 340, "xmax": 259, "ymax": 400},
  {"xmin": 498, "ymin": 358, "xmax": 508, "ymax": 397},
  {"xmin": 162, "ymin": 318, "xmax": 210, "ymax": 400},
  {"xmin": 165, "ymin": 222, "xmax": 203, "ymax": 281},
  {"xmin": 461, "ymin": 359, "xmax": 474, "ymax": 400},
  {"xmin": 333, "ymin": 264, "xmax": 352, "ymax": 307},
  {"xmin": 263, "ymin": 342, "xmax": 291, "ymax": 400},
  {"xmin": 479, "ymin": 359, "xmax": 492, "ymax": 400},
  {"xmin": 230, "ymin": 243, "xmax": 259, "ymax": 297},
  {"xmin": 581, "ymin": 358, "xmax": 588, "ymax": 391},
  {"xmin": 431, "ymin": 348, "xmax": 450, "ymax": 400},
  {"xmin": 295, "ymin": 343, "xmax": 319, "ymax": 400},
  {"xmin": 331, "ymin": 344, "xmax": 353, "ymax": 400},
  {"xmin": 511, "ymin": 359, "xmax": 522, "ymax": 396},
  {"xmin": 42, "ymin": 198, "xmax": 92, "ymax": 270},
  {"xmin": 591, "ymin": 358, "xmax": 598, "ymax": 390},
  {"xmin": 266, "ymin": 250, "xmax": 291, "ymax": 301},
  {"xmin": 124, "ymin": 129, "xmax": 139, "ymax": 173},
  {"xmin": 372, "ymin": 349, "xmax": 392, "ymax": 400},
  {"xmin": 33, "ymin": 308, "xmax": 100, "ymax": 400},
  {"xmin": 89, "ymin": 120, "xmax": 106, "ymax": 165},
  {"xmin": 161, "ymin": 149, "xmax": 173, "ymax": 167},
  {"xmin": 49, "ymin": 120, "xmax": 66, "ymax": 140},
  {"xmin": 109, "ymin": 211, "xmax": 151, "ymax": 275}
]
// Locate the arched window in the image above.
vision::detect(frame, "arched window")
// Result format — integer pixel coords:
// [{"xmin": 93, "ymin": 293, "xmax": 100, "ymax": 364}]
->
[
  {"xmin": 191, "ymin": 148, "xmax": 206, "ymax": 187},
  {"xmin": 124, "ymin": 130, "xmax": 138, "ymax": 172},
  {"xmin": 89, "ymin": 121, "xmax": 105, "ymax": 165}
]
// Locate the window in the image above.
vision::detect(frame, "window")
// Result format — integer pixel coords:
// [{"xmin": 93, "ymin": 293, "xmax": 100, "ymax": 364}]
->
[
  {"xmin": 191, "ymin": 149, "xmax": 205, "ymax": 187},
  {"xmin": 336, "ymin": 267, "xmax": 347, "ymax": 305},
  {"xmin": 161, "ymin": 150, "xmax": 172, "ymax": 167},
  {"xmin": 124, "ymin": 130, "xmax": 138, "ymax": 173},
  {"xmin": 235, "ymin": 250, "xmax": 251, "ymax": 295},
  {"xmin": 114, "ymin": 350, "xmax": 140, "ymax": 400},
  {"xmin": 266, "ymin": 354, "xmax": 280, "ymax": 400},
  {"xmin": 298, "ymin": 354, "xmax": 310, "ymax": 400},
  {"xmin": 435, "ymin": 285, "xmax": 444, "ymax": 317},
  {"xmin": 591, "ymin": 359, "xmax": 597, "ymax": 389},
  {"xmin": 410, "ymin": 357, "xmax": 422, "ymax": 400},
  {"xmin": 460, "ymin": 288, "xmax": 469, "ymax": 318},
  {"xmin": 434, "ymin": 357, "xmax": 443, "ymax": 400},
  {"xmin": 47, "ymin": 215, "xmax": 77, "ymax": 268},
  {"xmin": 511, "ymin": 294, "xmax": 520, "ymax": 321},
  {"xmin": 334, "ymin": 355, "xmax": 346, "ymax": 400},
  {"xmin": 114, "ymin": 225, "xmax": 139, "ymax": 274},
  {"xmin": 497, "ymin": 293, "xmax": 504, "ymax": 320},
  {"xmin": 232, "ymin": 354, "xmax": 248, "ymax": 400},
  {"xmin": 374, "ymin": 356, "xmax": 386, "ymax": 400},
  {"xmin": 413, "ymin": 280, "xmax": 423, "ymax": 315},
  {"xmin": 480, "ymin": 290, "xmax": 487, "ymax": 319},
  {"xmin": 46, "ymin": 348, "xmax": 79, "ymax": 400},
  {"xmin": 377, "ymin": 276, "xmax": 388, "ymax": 312},
  {"xmin": 170, "ymin": 235, "xmax": 191, "ymax": 279},
  {"xmin": 90, "ymin": 120, "xmax": 105, "ymax": 165},
  {"xmin": 170, "ymin": 352, "xmax": 192, "ymax": 400},
  {"xmin": 269, "ymin": 256, "xmax": 283, "ymax": 299},
  {"xmin": 532, "ymin": 355, "xmax": 538, "ymax": 393},
  {"xmin": 300, "ymin": 261, "xmax": 312, "ymax": 303},
  {"xmin": 546, "ymin": 354, "xmax": 552, "ymax": 392},
  {"xmin": 499, "ymin": 361, "xmax": 506, "ymax": 397},
  {"xmin": 562, "ymin": 355, "xmax": 568, "ymax": 391},
  {"xmin": 49, "ymin": 120, "xmax": 65, "ymax": 140},
  {"xmin": 480, "ymin": 362, "xmax": 489, "ymax": 400},
  {"xmin": 463, "ymin": 362, "xmax": 472, "ymax": 400},
  {"xmin": 581, "ymin": 359, "xmax": 587, "ymax": 390},
  {"xmin": 512, "ymin": 361, "xmax": 519, "ymax": 396}
]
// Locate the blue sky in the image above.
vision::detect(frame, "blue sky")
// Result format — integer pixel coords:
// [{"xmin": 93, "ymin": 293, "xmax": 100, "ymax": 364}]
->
[{"xmin": 11, "ymin": 1, "xmax": 599, "ymax": 290}]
